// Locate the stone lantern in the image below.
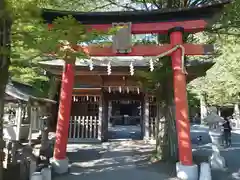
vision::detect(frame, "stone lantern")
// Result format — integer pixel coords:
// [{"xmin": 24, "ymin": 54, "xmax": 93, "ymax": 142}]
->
[{"xmin": 203, "ymin": 107, "xmax": 226, "ymax": 170}]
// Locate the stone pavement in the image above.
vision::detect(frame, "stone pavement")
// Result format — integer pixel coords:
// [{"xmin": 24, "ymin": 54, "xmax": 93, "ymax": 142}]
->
[
  {"xmin": 53, "ymin": 140, "xmax": 178, "ymax": 180},
  {"xmin": 53, "ymin": 125, "xmax": 240, "ymax": 180},
  {"xmin": 107, "ymin": 125, "xmax": 142, "ymax": 140}
]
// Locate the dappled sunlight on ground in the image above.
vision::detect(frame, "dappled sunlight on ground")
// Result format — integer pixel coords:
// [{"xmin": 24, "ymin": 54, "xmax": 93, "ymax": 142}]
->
[
  {"xmin": 108, "ymin": 125, "xmax": 142, "ymax": 140},
  {"xmin": 53, "ymin": 125, "xmax": 240, "ymax": 180},
  {"xmin": 53, "ymin": 140, "xmax": 179, "ymax": 180}
]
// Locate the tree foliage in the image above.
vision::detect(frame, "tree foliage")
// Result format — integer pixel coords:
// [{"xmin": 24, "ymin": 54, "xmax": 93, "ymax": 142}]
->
[
  {"xmin": 3, "ymin": 0, "xmax": 114, "ymax": 94},
  {"xmin": 190, "ymin": 34, "xmax": 240, "ymax": 106},
  {"xmin": 0, "ymin": 1, "xmax": 112, "ymax": 178}
]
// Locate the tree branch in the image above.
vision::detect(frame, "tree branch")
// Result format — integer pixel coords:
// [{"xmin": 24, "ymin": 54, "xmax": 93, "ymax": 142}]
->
[
  {"xmin": 88, "ymin": 2, "xmax": 113, "ymax": 12},
  {"xmin": 142, "ymin": 0, "xmax": 150, "ymax": 11},
  {"xmin": 105, "ymin": 0, "xmax": 139, "ymax": 11}
]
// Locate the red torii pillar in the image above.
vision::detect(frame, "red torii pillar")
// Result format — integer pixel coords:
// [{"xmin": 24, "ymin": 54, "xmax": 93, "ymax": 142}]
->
[
  {"xmin": 51, "ymin": 62, "xmax": 75, "ymax": 174},
  {"xmin": 169, "ymin": 27, "xmax": 197, "ymax": 179}
]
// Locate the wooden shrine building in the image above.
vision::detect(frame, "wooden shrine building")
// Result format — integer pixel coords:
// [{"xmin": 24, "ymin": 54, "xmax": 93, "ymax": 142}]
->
[{"xmin": 40, "ymin": 57, "xmax": 213, "ymax": 142}]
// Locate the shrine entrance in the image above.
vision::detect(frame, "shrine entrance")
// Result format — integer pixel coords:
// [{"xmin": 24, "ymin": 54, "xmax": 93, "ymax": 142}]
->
[
  {"xmin": 105, "ymin": 90, "xmax": 143, "ymax": 140},
  {"xmin": 41, "ymin": 1, "xmax": 229, "ymax": 177}
]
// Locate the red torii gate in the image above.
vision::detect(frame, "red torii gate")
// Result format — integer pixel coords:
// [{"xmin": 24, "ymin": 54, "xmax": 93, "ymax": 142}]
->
[{"xmin": 42, "ymin": 1, "xmax": 229, "ymax": 178}]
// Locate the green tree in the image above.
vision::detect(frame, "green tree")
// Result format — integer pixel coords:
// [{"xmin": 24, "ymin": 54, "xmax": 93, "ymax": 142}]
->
[
  {"xmin": 190, "ymin": 34, "xmax": 240, "ymax": 106},
  {"xmin": 0, "ymin": 1, "xmax": 112, "ymax": 178}
]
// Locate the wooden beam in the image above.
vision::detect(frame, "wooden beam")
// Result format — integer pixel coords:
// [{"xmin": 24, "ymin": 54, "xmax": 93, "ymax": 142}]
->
[
  {"xmin": 75, "ymin": 75, "xmax": 102, "ymax": 85},
  {"xmin": 103, "ymin": 91, "xmax": 143, "ymax": 100},
  {"xmin": 89, "ymin": 20, "xmax": 207, "ymax": 34},
  {"xmin": 50, "ymin": 69, "xmax": 136, "ymax": 76},
  {"xmin": 80, "ymin": 44, "xmax": 214, "ymax": 56},
  {"xmin": 48, "ymin": 20, "xmax": 207, "ymax": 34},
  {"xmin": 74, "ymin": 75, "xmax": 140, "ymax": 86},
  {"xmin": 73, "ymin": 88, "xmax": 101, "ymax": 95}
]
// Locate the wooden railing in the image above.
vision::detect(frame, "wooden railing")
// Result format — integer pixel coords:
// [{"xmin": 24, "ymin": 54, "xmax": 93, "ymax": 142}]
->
[
  {"xmin": 149, "ymin": 117, "xmax": 157, "ymax": 139},
  {"xmin": 149, "ymin": 117, "xmax": 165, "ymax": 140},
  {"xmin": 68, "ymin": 116, "xmax": 101, "ymax": 142}
]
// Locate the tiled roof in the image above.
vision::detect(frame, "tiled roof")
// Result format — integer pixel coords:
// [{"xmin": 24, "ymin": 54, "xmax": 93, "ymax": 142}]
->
[
  {"xmin": 39, "ymin": 57, "xmax": 152, "ymax": 67},
  {"xmin": 42, "ymin": 0, "xmax": 230, "ymax": 24},
  {"xmin": 5, "ymin": 81, "xmax": 56, "ymax": 104},
  {"xmin": 39, "ymin": 58, "xmax": 213, "ymax": 67}
]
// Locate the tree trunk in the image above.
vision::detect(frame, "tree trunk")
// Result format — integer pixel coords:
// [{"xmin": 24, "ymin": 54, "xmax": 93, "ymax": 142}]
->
[
  {"xmin": 155, "ymin": 87, "xmax": 178, "ymax": 162},
  {"xmin": 48, "ymin": 77, "xmax": 60, "ymax": 100},
  {"xmin": 0, "ymin": 1, "xmax": 12, "ymax": 178},
  {"xmin": 154, "ymin": 31, "xmax": 178, "ymax": 162},
  {"xmin": 162, "ymin": 101, "xmax": 178, "ymax": 162},
  {"xmin": 47, "ymin": 77, "xmax": 60, "ymax": 131}
]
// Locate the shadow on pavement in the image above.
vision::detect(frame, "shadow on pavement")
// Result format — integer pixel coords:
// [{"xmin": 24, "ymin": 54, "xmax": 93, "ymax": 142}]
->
[
  {"xmin": 108, "ymin": 125, "xmax": 142, "ymax": 140},
  {"xmin": 53, "ymin": 140, "xmax": 178, "ymax": 180},
  {"xmin": 54, "ymin": 125, "xmax": 240, "ymax": 180}
]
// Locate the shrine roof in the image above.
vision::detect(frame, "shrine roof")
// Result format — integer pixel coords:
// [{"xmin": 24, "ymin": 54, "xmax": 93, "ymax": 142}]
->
[
  {"xmin": 39, "ymin": 57, "xmax": 151, "ymax": 67},
  {"xmin": 5, "ymin": 81, "xmax": 56, "ymax": 104},
  {"xmin": 39, "ymin": 57, "xmax": 213, "ymax": 68},
  {"xmin": 42, "ymin": 0, "xmax": 230, "ymax": 24}
]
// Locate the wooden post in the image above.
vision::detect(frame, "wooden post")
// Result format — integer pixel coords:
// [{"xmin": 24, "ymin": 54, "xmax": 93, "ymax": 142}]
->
[
  {"xmin": 108, "ymin": 101, "xmax": 112, "ymax": 126},
  {"xmin": 98, "ymin": 95, "xmax": 103, "ymax": 141},
  {"xmin": 170, "ymin": 27, "xmax": 193, "ymax": 166},
  {"xmin": 101, "ymin": 93, "xmax": 108, "ymax": 142},
  {"xmin": 27, "ymin": 105, "xmax": 33, "ymax": 146},
  {"xmin": 16, "ymin": 104, "xmax": 23, "ymax": 141},
  {"xmin": 144, "ymin": 94, "xmax": 150, "ymax": 139}
]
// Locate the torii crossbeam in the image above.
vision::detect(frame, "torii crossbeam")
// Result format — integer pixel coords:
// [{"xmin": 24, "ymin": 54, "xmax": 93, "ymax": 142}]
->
[
  {"xmin": 41, "ymin": 1, "xmax": 230, "ymax": 178},
  {"xmin": 77, "ymin": 44, "xmax": 214, "ymax": 56}
]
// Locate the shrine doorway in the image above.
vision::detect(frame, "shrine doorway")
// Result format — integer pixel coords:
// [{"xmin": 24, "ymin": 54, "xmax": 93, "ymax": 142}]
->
[
  {"xmin": 102, "ymin": 90, "xmax": 145, "ymax": 141},
  {"xmin": 108, "ymin": 100, "xmax": 142, "ymax": 140}
]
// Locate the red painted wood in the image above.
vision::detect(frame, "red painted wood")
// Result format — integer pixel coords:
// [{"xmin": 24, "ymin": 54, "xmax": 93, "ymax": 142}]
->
[
  {"xmin": 77, "ymin": 44, "xmax": 210, "ymax": 56},
  {"xmin": 48, "ymin": 19, "xmax": 207, "ymax": 34},
  {"xmin": 170, "ymin": 30, "xmax": 193, "ymax": 166},
  {"xmin": 54, "ymin": 63, "xmax": 75, "ymax": 160}
]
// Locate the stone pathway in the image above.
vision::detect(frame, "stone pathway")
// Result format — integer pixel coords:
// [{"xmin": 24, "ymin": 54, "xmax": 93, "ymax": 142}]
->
[
  {"xmin": 107, "ymin": 125, "xmax": 142, "ymax": 140},
  {"xmin": 53, "ymin": 140, "xmax": 178, "ymax": 180},
  {"xmin": 53, "ymin": 125, "xmax": 240, "ymax": 180}
]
